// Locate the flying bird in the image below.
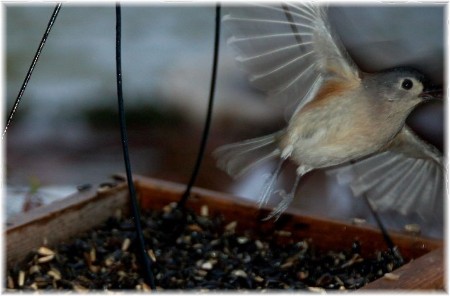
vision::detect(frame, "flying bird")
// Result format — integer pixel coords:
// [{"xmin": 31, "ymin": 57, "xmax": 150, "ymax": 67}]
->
[{"xmin": 214, "ymin": 3, "xmax": 444, "ymax": 221}]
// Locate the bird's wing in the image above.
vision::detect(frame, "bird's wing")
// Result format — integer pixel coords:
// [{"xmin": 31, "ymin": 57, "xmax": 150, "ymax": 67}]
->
[
  {"xmin": 223, "ymin": 3, "xmax": 361, "ymax": 117},
  {"xmin": 331, "ymin": 126, "xmax": 445, "ymax": 220}
]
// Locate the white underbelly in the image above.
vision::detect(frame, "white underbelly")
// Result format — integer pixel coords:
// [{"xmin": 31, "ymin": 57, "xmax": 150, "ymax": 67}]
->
[{"xmin": 284, "ymin": 127, "xmax": 382, "ymax": 169}]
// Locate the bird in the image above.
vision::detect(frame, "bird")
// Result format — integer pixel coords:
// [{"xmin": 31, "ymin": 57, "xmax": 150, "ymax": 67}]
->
[{"xmin": 213, "ymin": 3, "xmax": 444, "ymax": 221}]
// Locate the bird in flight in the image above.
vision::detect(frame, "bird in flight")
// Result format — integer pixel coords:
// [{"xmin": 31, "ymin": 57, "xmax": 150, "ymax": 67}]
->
[{"xmin": 214, "ymin": 3, "xmax": 444, "ymax": 221}]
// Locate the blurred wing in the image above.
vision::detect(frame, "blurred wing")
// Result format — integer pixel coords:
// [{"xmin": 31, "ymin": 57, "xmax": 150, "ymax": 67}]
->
[
  {"xmin": 332, "ymin": 126, "xmax": 445, "ymax": 220},
  {"xmin": 387, "ymin": 125, "xmax": 443, "ymax": 166},
  {"xmin": 223, "ymin": 3, "xmax": 360, "ymax": 117}
]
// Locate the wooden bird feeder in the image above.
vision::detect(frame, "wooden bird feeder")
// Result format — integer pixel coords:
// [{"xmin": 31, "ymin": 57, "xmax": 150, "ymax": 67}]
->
[{"xmin": 6, "ymin": 174, "xmax": 444, "ymax": 290}]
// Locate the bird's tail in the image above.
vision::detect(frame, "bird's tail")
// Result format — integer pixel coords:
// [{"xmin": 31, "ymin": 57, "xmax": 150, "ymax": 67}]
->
[{"xmin": 213, "ymin": 130, "xmax": 284, "ymax": 178}]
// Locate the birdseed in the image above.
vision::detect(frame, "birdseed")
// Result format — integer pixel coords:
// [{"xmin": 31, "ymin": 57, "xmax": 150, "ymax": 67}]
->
[{"xmin": 6, "ymin": 204, "xmax": 403, "ymax": 291}]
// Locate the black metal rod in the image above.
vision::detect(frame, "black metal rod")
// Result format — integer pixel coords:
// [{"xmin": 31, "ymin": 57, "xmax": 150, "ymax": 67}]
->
[
  {"xmin": 362, "ymin": 195, "xmax": 404, "ymax": 264},
  {"xmin": 350, "ymin": 158, "xmax": 404, "ymax": 264},
  {"xmin": 115, "ymin": 3, "xmax": 156, "ymax": 289},
  {"xmin": 3, "ymin": 3, "xmax": 62, "ymax": 139},
  {"xmin": 178, "ymin": 3, "xmax": 221, "ymax": 208}
]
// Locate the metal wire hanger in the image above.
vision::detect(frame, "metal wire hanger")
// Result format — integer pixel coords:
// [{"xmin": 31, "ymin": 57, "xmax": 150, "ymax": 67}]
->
[{"xmin": 3, "ymin": 3, "xmax": 62, "ymax": 139}]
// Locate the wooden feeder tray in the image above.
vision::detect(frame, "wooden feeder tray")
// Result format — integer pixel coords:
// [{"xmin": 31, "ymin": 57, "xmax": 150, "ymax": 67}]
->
[{"xmin": 6, "ymin": 175, "xmax": 444, "ymax": 290}]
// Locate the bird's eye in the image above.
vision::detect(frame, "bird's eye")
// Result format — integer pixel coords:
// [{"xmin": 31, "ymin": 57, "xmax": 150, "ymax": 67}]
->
[{"xmin": 401, "ymin": 79, "xmax": 413, "ymax": 90}]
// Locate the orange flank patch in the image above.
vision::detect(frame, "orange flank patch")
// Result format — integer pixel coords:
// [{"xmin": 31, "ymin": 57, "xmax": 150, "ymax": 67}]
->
[{"xmin": 302, "ymin": 79, "xmax": 358, "ymax": 112}]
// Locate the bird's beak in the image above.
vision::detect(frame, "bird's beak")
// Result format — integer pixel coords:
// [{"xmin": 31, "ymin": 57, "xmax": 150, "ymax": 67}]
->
[{"xmin": 420, "ymin": 86, "xmax": 443, "ymax": 101}]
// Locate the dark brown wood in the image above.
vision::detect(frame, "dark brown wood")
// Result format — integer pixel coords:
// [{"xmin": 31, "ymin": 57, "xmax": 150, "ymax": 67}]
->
[
  {"xmin": 133, "ymin": 175, "xmax": 442, "ymax": 260},
  {"xmin": 6, "ymin": 182, "xmax": 129, "ymax": 266},
  {"xmin": 6, "ymin": 174, "xmax": 444, "ymax": 290},
  {"xmin": 361, "ymin": 247, "xmax": 444, "ymax": 290}
]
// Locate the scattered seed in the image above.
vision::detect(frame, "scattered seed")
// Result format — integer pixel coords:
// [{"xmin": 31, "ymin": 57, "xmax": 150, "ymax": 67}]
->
[
  {"xmin": 7, "ymin": 207, "xmax": 404, "ymax": 291},
  {"xmin": 73, "ymin": 283, "xmax": 89, "ymax": 292},
  {"xmin": 352, "ymin": 218, "xmax": 367, "ymax": 225},
  {"xmin": 29, "ymin": 265, "xmax": 40, "ymax": 274},
  {"xmin": 255, "ymin": 240, "xmax": 264, "ymax": 250},
  {"xmin": 387, "ymin": 262, "xmax": 394, "ymax": 272},
  {"xmin": 142, "ymin": 282, "xmax": 151, "ymax": 291},
  {"xmin": 147, "ymin": 249, "xmax": 157, "ymax": 262},
  {"xmin": 232, "ymin": 269, "xmax": 247, "ymax": 278},
  {"xmin": 89, "ymin": 265, "xmax": 100, "ymax": 273},
  {"xmin": 383, "ymin": 273, "xmax": 400, "ymax": 281},
  {"xmin": 308, "ymin": 286, "xmax": 326, "ymax": 293},
  {"xmin": 193, "ymin": 243, "xmax": 203, "ymax": 250},
  {"xmin": 341, "ymin": 254, "xmax": 363, "ymax": 268},
  {"xmin": 281, "ymin": 261, "xmax": 293, "ymax": 269},
  {"xmin": 200, "ymin": 205, "xmax": 209, "ymax": 217},
  {"xmin": 404, "ymin": 224, "xmax": 421, "ymax": 235},
  {"xmin": 196, "ymin": 269, "xmax": 208, "ymax": 277},
  {"xmin": 131, "ymin": 253, "xmax": 138, "ymax": 270},
  {"xmin": 182, "ymin": 235, "xmax": 192, "ymax": 244},
  {"xmin": 7, "ymin": 276, "xmax": 14, "ymax": 289},
  {"xmin": 89, "ymin": 248, "xmax": 96, "ymax": 262},
  {"xmin": 37, "ymin": 246, "xmax": 55, "ymax": 256},
  {"xmin": 206, "ymin": 239, "xmax": 218, "ymax": 248},
  {"xmin": 201, "ymin": 261, "xmax": 213, "ymax": 270},
  {"xmin": 334, "ymin": 276, "xmax": 344, "ymax": 286},
  {"xmin": 121, "ymin": 238, "xmax": 131, "ymax": 251},
  {"xmin": 96, "ymin": 184, "xmax": 112, "ymax": 194},
  {"xmin": 47, "ymin": 268, "xmax": 61, "ymax": 281},
  {"xmin": 296, "ymin": 240, "xmax": 309, "ymax": 251},
  {"xmin": 104, "ymin": 257, "xmax": 114, "ymax": 267},
  {"xmin": 237, "ymin": 236, "xmax": 249, "ymax": 244},
  {"xmin": 18, "ymin": 271, "xmax": 25, "ymax": 287},
  {"xmin": 162, "ymin": 202, "xmax": 177, "ymax": 214},
  {"xmin": 275, "ymin": 230, "xmax": 292, "ymax": 237},
  {"xmin": 114, "ymin": 208, "xmax": 122, "ymax": 220},
  {"xmin": 224, "ymin": 221, "xmax": 237, "ymax": 232},
  {"xmin": 298, "ymin": 271, "xmax": 308, "ymax": 280},
  {"xmin": 187, "ymin": 224, "xmax": 203, "ymax": 232},
  {"xmin": 37, "ymin": 254, "xmax": 54, "ymax": 263},
  {"xmin": 34, "ymin": 276, "xmax": 49, "ymax": 287}
]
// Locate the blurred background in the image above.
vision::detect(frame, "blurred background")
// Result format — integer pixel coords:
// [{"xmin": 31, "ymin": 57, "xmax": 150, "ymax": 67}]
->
[{"xmin": 5, "ymin": 3, "xmax": 445, "ymax": 238}]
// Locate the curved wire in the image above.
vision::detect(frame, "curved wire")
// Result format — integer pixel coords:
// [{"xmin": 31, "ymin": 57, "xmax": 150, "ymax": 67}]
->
[
  {"xmin": 115, "ymin": 3, "xmax": 156, "ymax": 289},
  {"xmin": 3, "ymin": 3, "xmax": 62, "ymax": 139},
  {"xmin": 178, "ymin": 3, "xmax": 221, "ymax": 208}
]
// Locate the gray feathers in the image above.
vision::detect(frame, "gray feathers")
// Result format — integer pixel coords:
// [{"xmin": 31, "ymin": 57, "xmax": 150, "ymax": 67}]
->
[
  {"xmin": 216, "ymin": 3, "xmax": 444, "ymax": 221},
  {"xmin": 222, "ymin": 3, "xmax": 359, "ymax": 119},
  {"xmin": 213, "ymin": 131, "xmax": 284, "ymax": 178},
  {"xmin": 333, "ymin": 150, "xmax": 444, "ymax": 220},
  {"xmin": 331, "ymin": 125, "xmax": 444, "ymax": 221}
]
